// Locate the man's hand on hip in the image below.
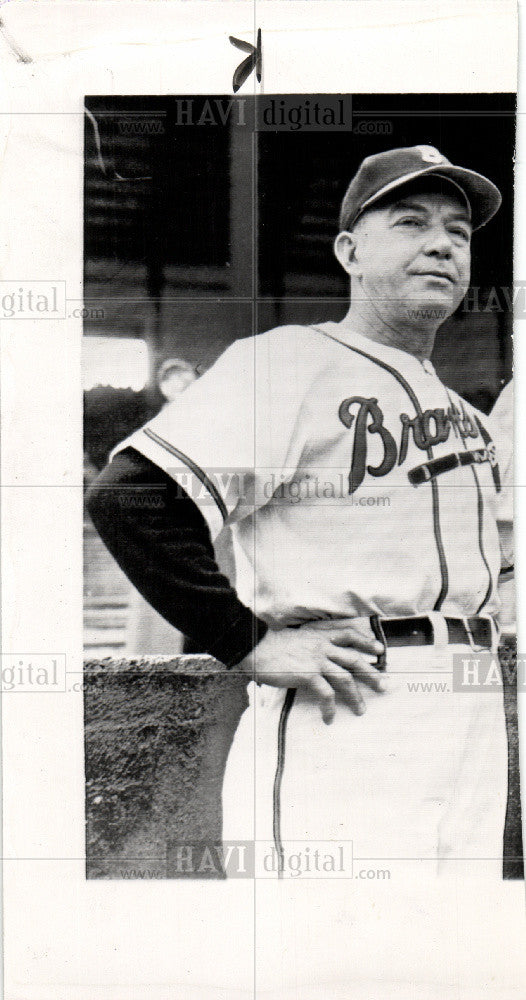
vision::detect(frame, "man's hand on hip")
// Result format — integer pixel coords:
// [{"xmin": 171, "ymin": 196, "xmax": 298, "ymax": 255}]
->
[{"xmin": 237, "ymin": 619, "xmax": 386, "ymax": 724}]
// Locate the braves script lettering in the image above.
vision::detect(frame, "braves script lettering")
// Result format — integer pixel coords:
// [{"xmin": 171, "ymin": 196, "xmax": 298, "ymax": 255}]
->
[{"xmin": 338, "ymin": 396, "xmax": 480, "ymax": 493}]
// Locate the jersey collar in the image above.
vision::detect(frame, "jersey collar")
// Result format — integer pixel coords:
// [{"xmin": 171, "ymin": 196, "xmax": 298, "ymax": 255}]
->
[{"xmin": 323, "ymin": 320, "xmax": 437, "ymax": 377}]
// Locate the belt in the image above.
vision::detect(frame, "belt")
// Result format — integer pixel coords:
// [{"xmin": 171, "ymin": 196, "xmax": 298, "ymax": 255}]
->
[{"xmin": 370, "ymin": 613, "xmax": 494, "ymax": 670}]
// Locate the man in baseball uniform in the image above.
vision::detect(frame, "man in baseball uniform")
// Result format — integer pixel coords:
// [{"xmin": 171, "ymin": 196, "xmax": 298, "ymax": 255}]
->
[{"xmin": 88, "ymin": 146, "xmax": 524, "ymax": 996}]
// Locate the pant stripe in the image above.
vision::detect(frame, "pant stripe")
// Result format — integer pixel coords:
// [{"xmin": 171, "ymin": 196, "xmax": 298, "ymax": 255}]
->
[{"xmin": 272, "ymin": 688, "xmax": 296, "ymax": 876}]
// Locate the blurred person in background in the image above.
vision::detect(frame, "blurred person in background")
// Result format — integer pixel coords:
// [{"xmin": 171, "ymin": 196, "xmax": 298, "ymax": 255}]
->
[{"xmin": 157, "ymin": 358, "xmax": 199, "ymax": 402}]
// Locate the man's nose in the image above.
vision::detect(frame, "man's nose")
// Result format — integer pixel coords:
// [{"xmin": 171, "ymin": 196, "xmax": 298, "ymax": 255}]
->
[{"xmin": 422, "ymin": 226, "xmax": 454, "ymax": 257}]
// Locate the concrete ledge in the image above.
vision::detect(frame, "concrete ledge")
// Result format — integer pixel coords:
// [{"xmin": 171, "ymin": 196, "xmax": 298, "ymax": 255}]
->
[{"xmin": 84, "ymin": 655, "xmax": 247, "ymax": 879}]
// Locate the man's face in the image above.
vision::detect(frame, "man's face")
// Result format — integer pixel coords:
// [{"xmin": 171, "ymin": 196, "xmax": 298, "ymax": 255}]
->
[{"xmin": 345, "ymin": 187, "xmax": 472, "ymax": 323}]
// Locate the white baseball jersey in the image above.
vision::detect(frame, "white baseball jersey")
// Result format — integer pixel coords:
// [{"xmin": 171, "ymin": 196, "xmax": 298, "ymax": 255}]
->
[
  {"xmin": 489, "ymin": 380, "xmax": 514, "ymax": 629},
  {"xmin": 116, "ymin": 320, "xmax": 506, "ymax": 627},
  {"xmin": 489, "ymin": 379, "xmax": 514, "ymax": 570}
]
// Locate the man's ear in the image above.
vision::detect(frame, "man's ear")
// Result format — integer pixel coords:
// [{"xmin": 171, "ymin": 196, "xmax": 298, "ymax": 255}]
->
[{"xmin": 334, "ymin": 231, "xmax": 358, "ymax": 277}]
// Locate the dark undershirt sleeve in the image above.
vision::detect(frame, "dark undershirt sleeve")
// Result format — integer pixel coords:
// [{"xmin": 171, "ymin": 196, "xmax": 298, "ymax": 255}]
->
[{"xmin": 85, "ymin": 447, "xmax": 268, "ymax": 667}]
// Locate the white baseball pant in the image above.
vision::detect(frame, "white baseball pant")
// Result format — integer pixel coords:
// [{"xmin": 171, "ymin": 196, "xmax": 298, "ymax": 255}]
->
[{"xmin": 219, "ymin": 623, "xmax": 526, "ymax": 999}]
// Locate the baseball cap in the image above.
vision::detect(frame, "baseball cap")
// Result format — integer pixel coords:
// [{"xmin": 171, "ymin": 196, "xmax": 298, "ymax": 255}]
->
[{"xmin": 339, "ymin": 145, "xmax": 502, "ymax": 232}]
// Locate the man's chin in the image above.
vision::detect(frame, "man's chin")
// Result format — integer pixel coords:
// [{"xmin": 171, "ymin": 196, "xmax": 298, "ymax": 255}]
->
[{"xmin": 402, "ymin": 295, "xmax": 456, "ymax": 324}]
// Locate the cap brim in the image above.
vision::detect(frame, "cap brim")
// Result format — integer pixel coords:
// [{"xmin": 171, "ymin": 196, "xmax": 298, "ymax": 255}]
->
[{"xmin": 357, "ymin": 164, "xmax": 502, "ymax": 231}]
